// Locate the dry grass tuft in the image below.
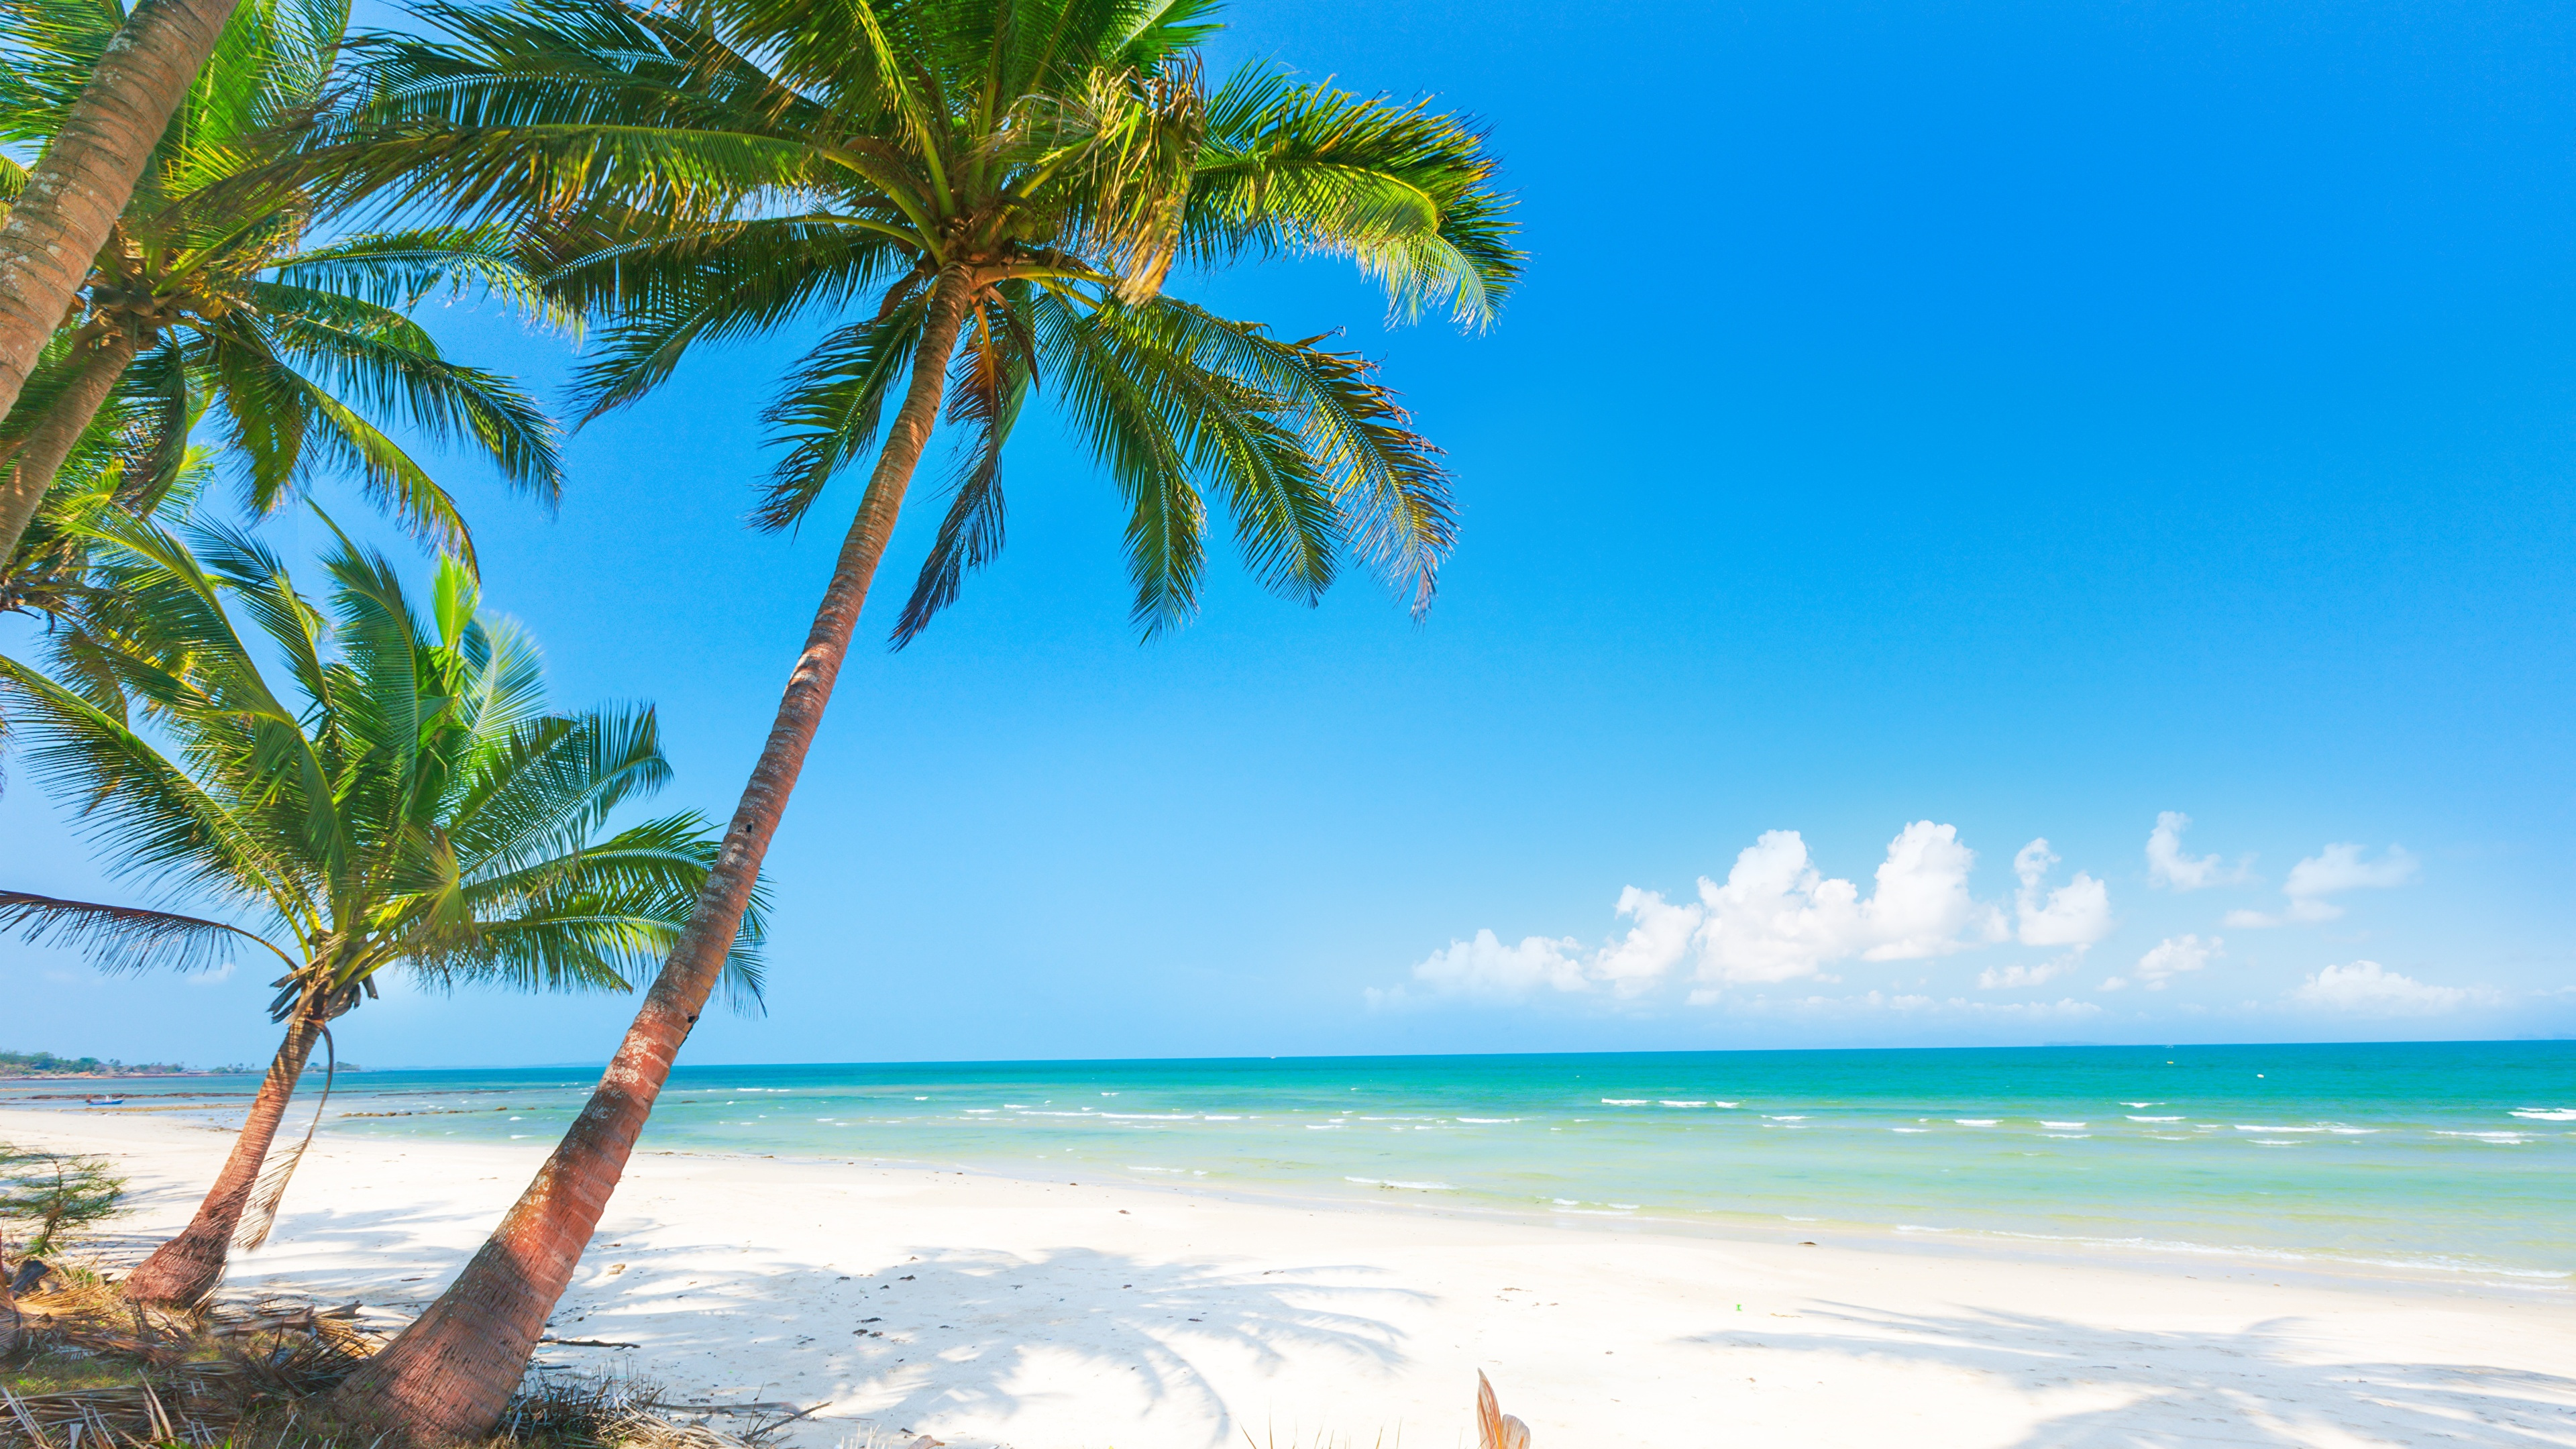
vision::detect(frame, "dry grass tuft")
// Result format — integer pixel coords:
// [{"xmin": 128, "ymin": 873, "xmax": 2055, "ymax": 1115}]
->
[{"xmin": 2, "ymin": 1284, "xmax": 780, "ymax": 1449}]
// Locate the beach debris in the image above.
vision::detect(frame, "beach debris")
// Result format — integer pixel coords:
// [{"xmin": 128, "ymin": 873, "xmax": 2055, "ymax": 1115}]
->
[{"xmin": 1476, "ymin": 1371, "xmax": 1531, "ymax": 1449}]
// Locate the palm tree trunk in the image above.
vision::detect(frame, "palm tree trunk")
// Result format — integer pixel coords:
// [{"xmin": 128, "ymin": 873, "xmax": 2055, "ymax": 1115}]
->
[
  {"xmin": 330, "ymin": 266, "xmax": 982, "ymax": 1440},
  {"xmin": 0, "ymin": 324, "xmax": 143, "ymax": 561},
  {"xmin": 0, "ymin": 0, "xmax": 237, "ymax": 430},
  {"xmin": 121, "ymin": 1006, "xmax": 325, "ymax": 1306}
]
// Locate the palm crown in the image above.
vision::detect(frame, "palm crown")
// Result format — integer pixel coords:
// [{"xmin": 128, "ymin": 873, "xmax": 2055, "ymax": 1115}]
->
[
  {"xmin": 319, "ymin": 0, "xmax": 1520, "ymax": 638},
  {"xmin": 0, "ymin": 0, "xmax": 564, "ymax": 569},
  {"xmin": 0, "ymin": 511, "xmax": 765, "ymax": 1020}
]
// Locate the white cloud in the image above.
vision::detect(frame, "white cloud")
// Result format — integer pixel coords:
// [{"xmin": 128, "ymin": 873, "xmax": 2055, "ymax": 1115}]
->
[
  {"xmin": 2145, "ymin": 811, "xmax": 2249, "ymax": 890},
  {"xmin": 1693, "ymin": 822, "xmax": 2006, "ymax": 987},
  {"xmin": 1592, "ymin": 887, "xmax": 1701, "ymax": 997},
  {"xmin": 188, "ymin": 963, "xmax": 238, "ymax": 987},
  {"xmin": 2230, "ymin": 843, "xmax": 2418, "ymax": 927},
  {"xmin": 2012, "ymin": 839, "xmax": 2113, "ymax": 949},
  {"xmin": 1978, "ymin": 960, "xmax": 2069, "ymax": 990},
  {"xmin": 1381, "ymin": 930, "xmax": 1583, "ymax": 1004},
  {"xmin": 2132, "ymin": 933, "xmax": 2220, "ymax": 989},
  {"xmin": 2290, "ymin": 960, "xmax": 2474, "ymax": 1015}
]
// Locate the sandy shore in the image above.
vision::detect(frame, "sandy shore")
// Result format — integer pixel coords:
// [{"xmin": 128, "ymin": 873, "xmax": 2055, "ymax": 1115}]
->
[{"xmin": 5, "ymin": 1108, "xmax": 2571, "ymax": 1448}]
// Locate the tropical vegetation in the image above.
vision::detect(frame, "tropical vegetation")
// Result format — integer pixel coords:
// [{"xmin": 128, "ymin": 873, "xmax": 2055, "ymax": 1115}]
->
[
  {"xmin": 0, "ymin": 0, "xmax": 564, "ymax": 572},
  {"xmin": 0, "ymin": 515, "xmax": 765, "ymax": 1306},
  {"xmin": 0, "ymin": 0, "xmax": 1514, "ymax": 1434}
]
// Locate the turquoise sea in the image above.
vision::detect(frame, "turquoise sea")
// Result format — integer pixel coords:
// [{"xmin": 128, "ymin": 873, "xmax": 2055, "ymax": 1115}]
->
[{"xmin": 13, "ymin": 1040, "xmax": 2571, "ymax": 1284}]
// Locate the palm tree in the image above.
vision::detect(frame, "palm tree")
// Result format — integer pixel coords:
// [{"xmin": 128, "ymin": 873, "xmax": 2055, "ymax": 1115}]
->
[
  {"xmin": 0, "ymin": 509, "xmax": 765, "ymax": 1306},
  {"xmin": 315, "ymin": 0, "xmax": 1516, "ymax": 1432},
  {"xmin": 0, "ymin": 0, "xmax": 564, "ymax": 568},
  {"xmin": 0, "ymin": 0, "xmax": 260, "ymax": 425}
]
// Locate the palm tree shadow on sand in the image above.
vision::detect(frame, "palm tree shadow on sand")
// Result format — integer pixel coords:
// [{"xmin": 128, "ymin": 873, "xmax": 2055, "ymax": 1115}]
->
[
  {"xmin": 1687, "ymin": 1301, "xmax": 2576, "ymax": 1448},
  {"xmin": 526, "ymin": 1243, "xmax": 1424, "ymax": 1448}
]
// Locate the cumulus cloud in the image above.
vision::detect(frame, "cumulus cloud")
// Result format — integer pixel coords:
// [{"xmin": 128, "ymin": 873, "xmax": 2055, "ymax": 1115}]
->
[
  {"xmin": 1593, "ymin": 888, "xmax": 1700, "ymax": 997},
  {"xmin": 2144, "ymin": 811, "xmax": 2249, "ymax": 890},
  {"xmin": 2012, "ymin": 839, "xmax": 2113, "ymax": 950},
  {"xmin": 1380, "ymin": 821, "xmax": 2119, "ymax": 1008},
  {"xmin": 1377, "ymin": 930, "xmax": 1582, "ymax": 1004},
  {"xmin": 188, "ymin": 962, "xmax": 238, "ymax": 987},
  {"xmin": 1693, "ymin": 822, "xmax": 2006, "ymax": 987},
  {"xmin": 2290, "ymin": 960, "xmax": 2475, "ymax": 1015},
  {"xmin": 2130, "ymin": 933, "xmax": 2220, "ymax": 990},
  {"xmin": 2225, "ymin": 843, "xmax": 2418, "ymax": 928}
]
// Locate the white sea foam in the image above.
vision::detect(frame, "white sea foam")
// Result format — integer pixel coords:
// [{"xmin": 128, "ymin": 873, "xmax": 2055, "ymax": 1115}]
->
[
  {"xmin": 1892, "ymin": 1128, "xmax": 1929, "ymax": 1133},
  {"xmin": 1660, "ymin": 1100, "xmax": 1709, "ymax": 1107},
  {"xmin": 2234, "ymin": 1125, "xmax": 2328, "ymax": 1133},
  {"xmin": 1954, "ymin": 1119, "xmax": 1997, "ymax": 1126},
  {"xmin": 964, "ymin": 1109, "xmax": 998, "ymax": 1114},
  {"xmin": 2436, "ymin": 1131, "xmax": 2532, "ymax": 1144},
  {"xmin": 2041, "ymin": 1121, "xmax": 2087, "ymax": 1129},
  {"xmin": 2127, "ymin": 1116, "xmax": 2182, "ymax": 1122},
  {"xmin": 2510, "ymin": 1108, "xmax": 2576, "ymax": 1121},
  {"xmin": 1601, "ymin": 1098, "xmax": 1651, "ymax": 1106},
  {"xmin": 2121, "ymin": 1102, "xmax": 2162, "ymax": 1108},
  {"xmin": 1766, "ymin": 1115, "xmax": 1809, "ymax": 1122},
  {"xmin": 1098, "ymin": 1112, "xmax": 1195, "ymax": 1120},
  {"xmin": 1456, "ymin": 1117, "xmax": 1519, "ymax": 1124},
  {"xmin": 1896, "ymin": 1224, "xmax": 1948, "ymax": 1233},
  {"xmin": 2042, "ymin": 1133, "xmax": 2091, "ymax": 1139}
]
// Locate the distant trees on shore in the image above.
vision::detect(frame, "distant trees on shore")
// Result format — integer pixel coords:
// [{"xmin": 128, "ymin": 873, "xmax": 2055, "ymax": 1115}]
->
[{"xmin": 0, "ymin": 1049, "xmax": 214, "ymax": 1077}]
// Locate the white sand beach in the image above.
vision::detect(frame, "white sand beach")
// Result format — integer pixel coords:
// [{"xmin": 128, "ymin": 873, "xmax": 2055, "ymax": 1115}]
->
[{"xmin": 5, "ymin": 1107, "xmax": 2571, "ymax": 1449}]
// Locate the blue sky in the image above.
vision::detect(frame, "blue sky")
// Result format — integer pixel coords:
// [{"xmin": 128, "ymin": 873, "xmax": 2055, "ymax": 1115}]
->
[{"xmin": 7, "ymin": 0, "xmax": 2575, "ymax": 1067}]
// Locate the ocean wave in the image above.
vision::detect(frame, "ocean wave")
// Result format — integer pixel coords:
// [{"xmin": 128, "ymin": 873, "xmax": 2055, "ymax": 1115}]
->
[
  {"xmin": 2042, "ymin": 1132, "xmax": 2091, "ymax": 1139},
  {"xmin": 1659, "ymin": 1100, "xmax": 1710, "ymax": 1107},
  {"xmin": 1891, "ymin": 1128, "xmax": 1929, "ymax": 1133},
  {"xmin": 1953, "ymin": 1118, "xmax": 1997, "ymax": 1126},
  {"xmin": 1766, "ymin": 1115, "xmax": 1808, "ymax": 1122},
  {"xmin": 2436, "ymin": 1130, "xmax": 2532, "ymax": 1143},
  {"xmin": 2127, "ymin": 1115, "xmax": 2182, "ymax": 1122},
  {"xmin": 1456, "ymin": 1117, "xmax": 1519, "ymax": 1124},
  {"xmin": 2510, "ymin": 1108, "xmax": 2576, "ymax": 1121},
  {"xmin": 2233, "ymin": 1124, "xmax": 2329, "ymax": 1132},
  {"xmin": 2121, "ymin": 1102, "xmax": 2163, "ymax": 1108},
  {"xmin": 1978, "ymin": 1229, "xmax": 2570, "ymax": 1280},
  {"xmin": 1600, "ymin": 1098, "xmax": 1651, "ymax": 1106},
  {"xmin": 2040, "ymin": 1121, "xmax": 2087, "ymax": 1129}
]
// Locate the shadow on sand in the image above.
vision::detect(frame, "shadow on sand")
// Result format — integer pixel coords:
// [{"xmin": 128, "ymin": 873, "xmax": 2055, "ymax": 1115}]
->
[{"xmin": 1688, "ymin": 1301, "xmax": 2576, "ymax": 1448}]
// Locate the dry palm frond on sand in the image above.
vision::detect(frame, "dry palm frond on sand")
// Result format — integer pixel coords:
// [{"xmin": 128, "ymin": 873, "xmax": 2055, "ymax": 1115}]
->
[
  {"xmin": 1475, "ymin": 1371, "xmax": 1531, "ymax": 1449},
  {"xmin": 1, "ymin": 1283, "xmax": 792, "ymax": 1449}
]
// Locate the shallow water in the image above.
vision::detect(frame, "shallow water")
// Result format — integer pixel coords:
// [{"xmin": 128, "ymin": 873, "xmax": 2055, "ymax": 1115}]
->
[{"xmin": 13, "ymin": 1040, "xmax": 2570, "ymax": 1283}]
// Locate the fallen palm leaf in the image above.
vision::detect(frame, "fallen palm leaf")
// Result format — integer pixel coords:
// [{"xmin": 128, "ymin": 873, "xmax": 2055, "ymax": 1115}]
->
[{"xmin": 1475, "ymin": 1370, "xmax": 1530, "ymax": 1449}]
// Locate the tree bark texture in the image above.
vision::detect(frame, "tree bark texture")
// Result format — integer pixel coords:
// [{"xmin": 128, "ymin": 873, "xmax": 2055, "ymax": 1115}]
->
[
  {"xmin": 0, "ymin": 325, "xmax": 143, "ymax": 560},
  {"xmin": 121, "ymin": 1008, "xmax": 325, "ymax": 1306},
  {"xmin": 0, "ymin": 0, "xmax": 237, "ymax": 432},
  {"xmin": 328, "ymin": 267, "xmax": 983, "ymax": 1442}
]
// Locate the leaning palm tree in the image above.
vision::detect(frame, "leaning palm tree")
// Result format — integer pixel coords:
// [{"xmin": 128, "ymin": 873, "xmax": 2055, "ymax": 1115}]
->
[
  {"xmin": 0, "ymin": 0, "xmax": 286, "ymax": 451},
  {"xmin": 0, "ymin": 0, "xmax": 564, "ymax": 568},
  {"xmin": 0, "ymin": 509, "xmax": 765, "ymax": 1306},
  {"xmin": 315, "ymin": 0, "xmax": 1515, "ymax": 1432}
]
